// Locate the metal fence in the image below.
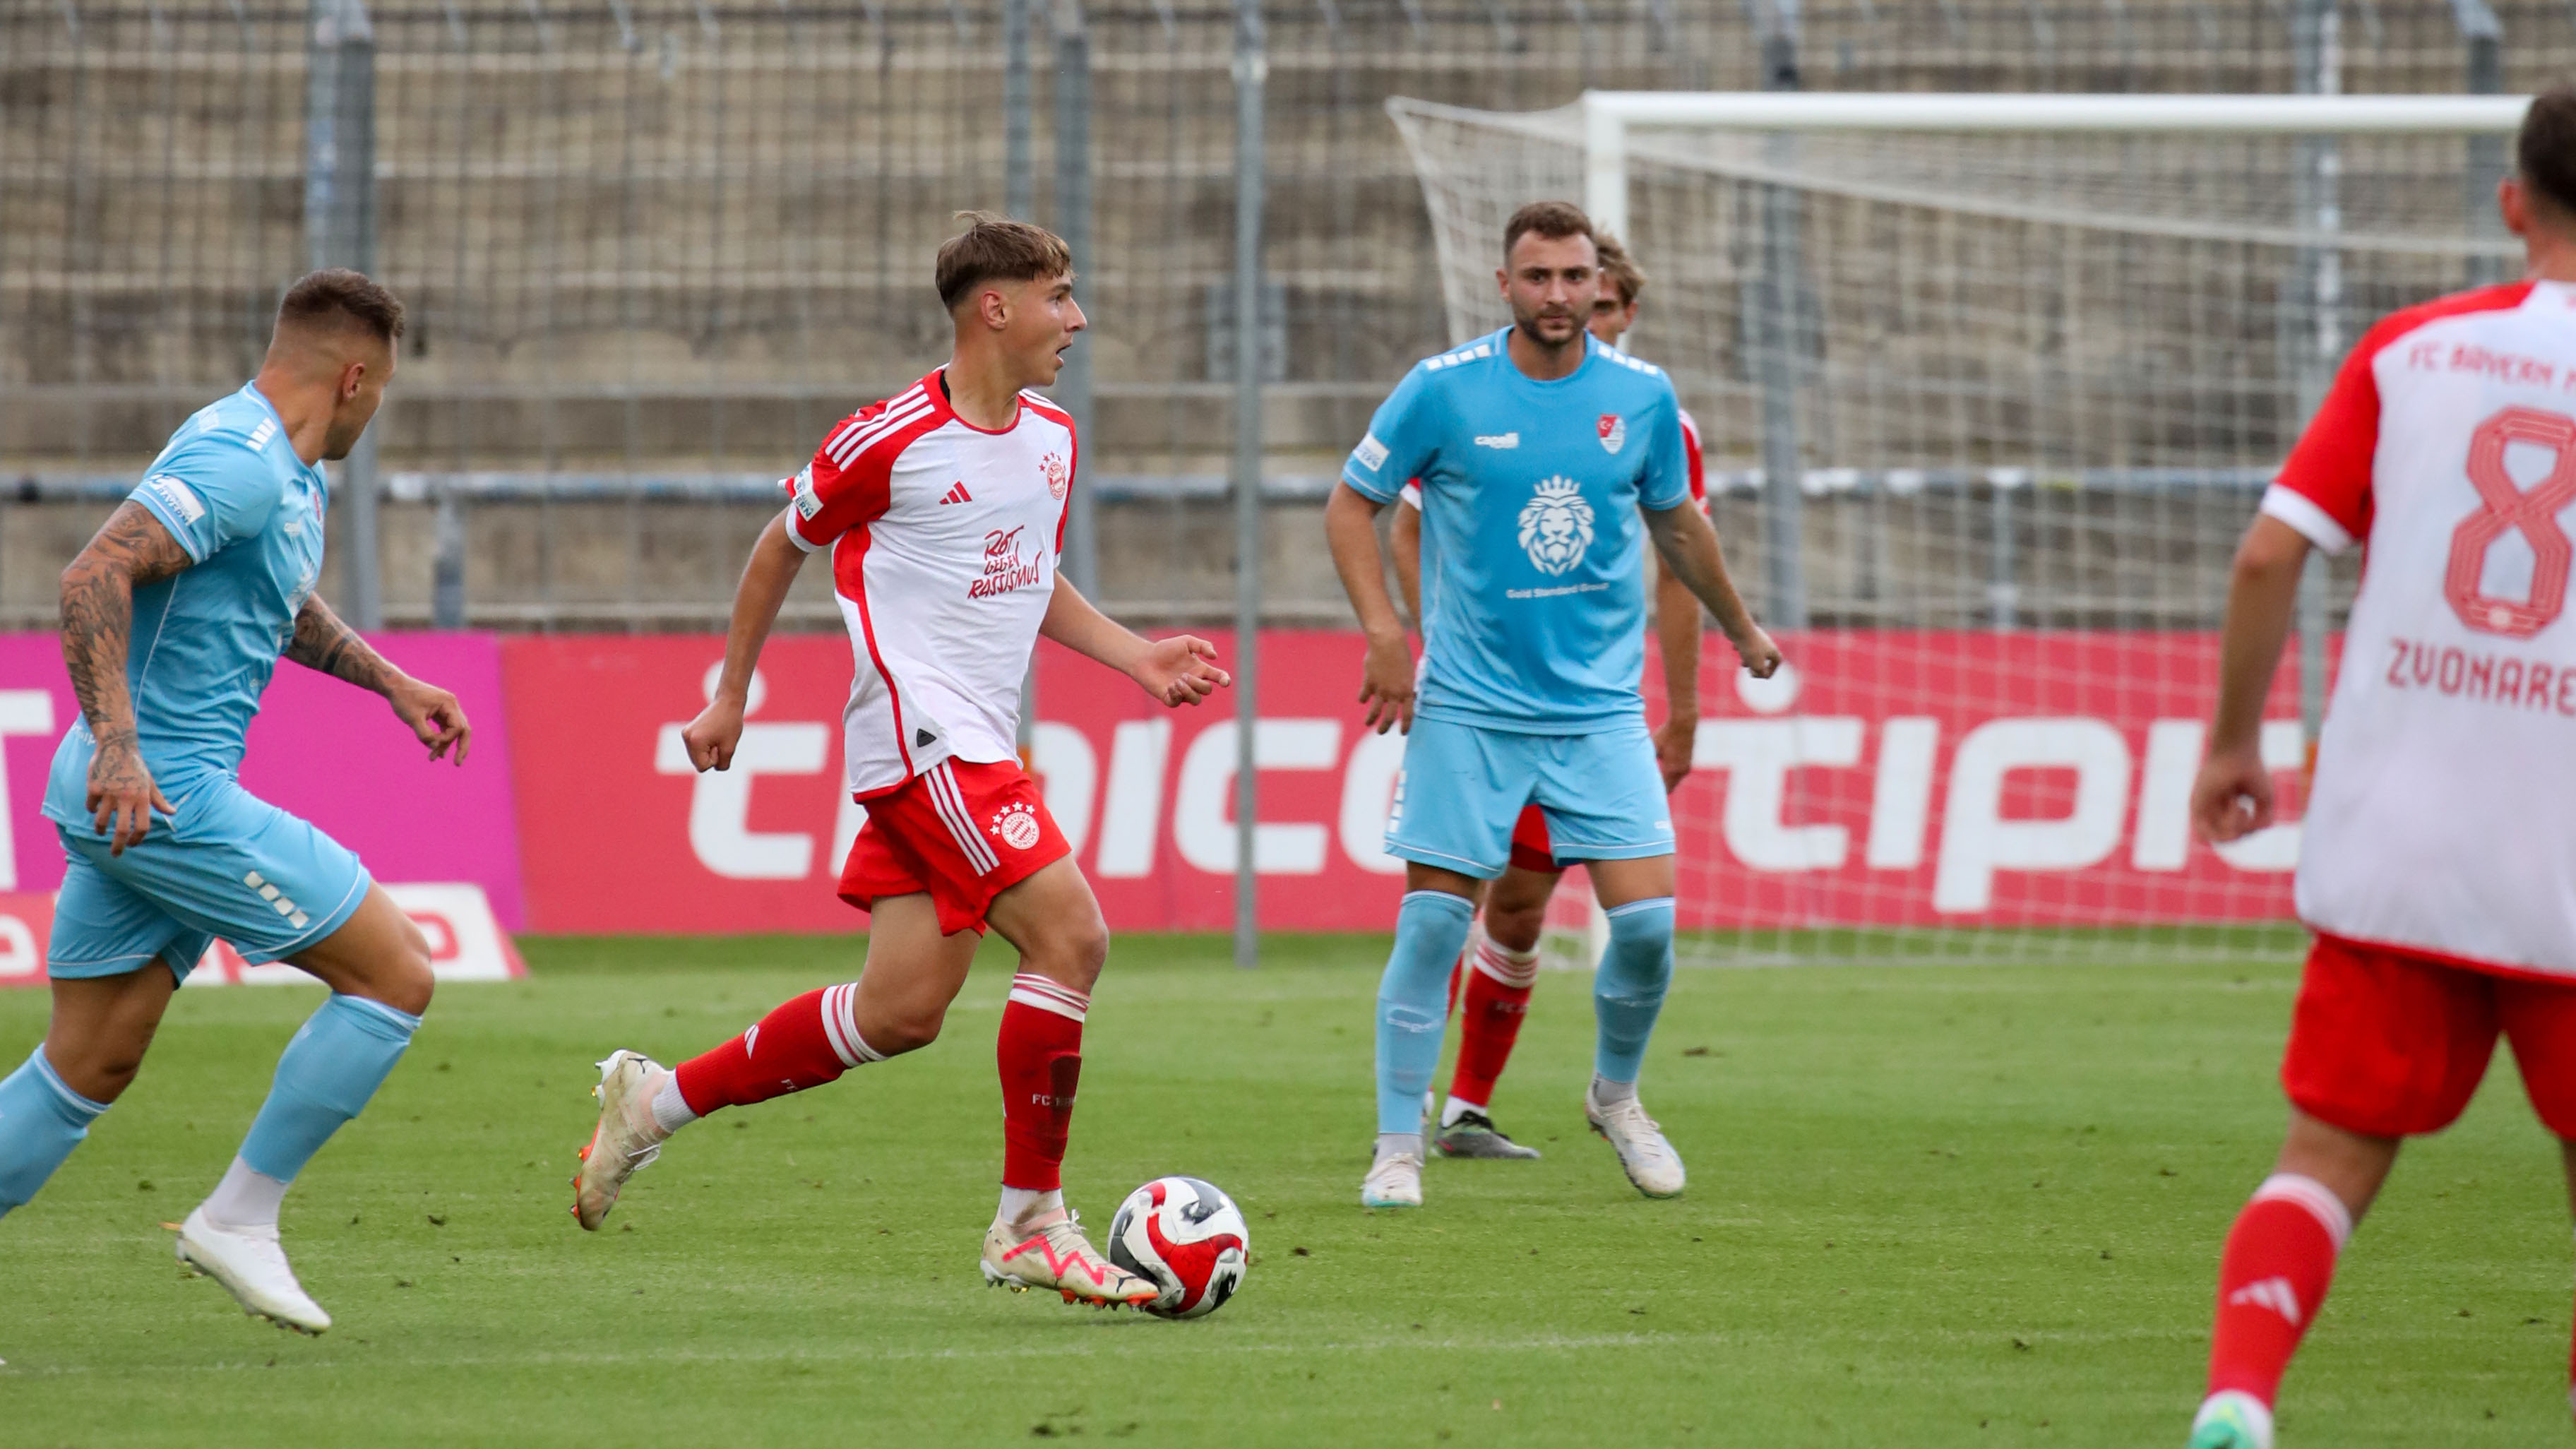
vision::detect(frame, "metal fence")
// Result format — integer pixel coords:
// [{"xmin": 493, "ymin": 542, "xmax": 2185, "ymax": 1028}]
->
[{"xmin": 4, "ymin": 0, "xmax": 2574, "ymax": 633}]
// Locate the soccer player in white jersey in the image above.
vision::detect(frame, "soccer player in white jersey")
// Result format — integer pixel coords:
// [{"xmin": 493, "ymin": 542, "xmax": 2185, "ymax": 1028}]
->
[
  {"xmin": 2185, "ymin": 90, "xmax": 2576, "ymax": 1448},
  {"xmin": 1385, "ymin": 234, "xmax": 1710, "ymax": 1161},
  {"xmin": 572, "ymin": 215, "xmax": 1229, "ymax": 1308},
  {"xmin": 0, "ymin": 270, "xmax": 472, "ymax": 1334},
  {"xmin": 1328, "ymin": 201, "xmax": 1780, "ymax": 1209}
]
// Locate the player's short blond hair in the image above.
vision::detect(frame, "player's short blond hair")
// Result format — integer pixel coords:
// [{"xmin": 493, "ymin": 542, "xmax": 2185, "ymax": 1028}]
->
[
  {"xmin": 1594, "ymin": 233, "xmax": 1647, "ymax": 307},
  {"xmin": 935, "ymin": 213, "xmax": 1074, "ymax": 312}
]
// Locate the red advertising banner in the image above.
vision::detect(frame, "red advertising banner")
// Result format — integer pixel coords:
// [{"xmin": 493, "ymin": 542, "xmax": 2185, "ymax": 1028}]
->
[
  {"xmin": 502, "ymin": 630, "xmax": 2315, "ymax": 936},
  {"xmin": 0, "ymin": 633, "xmax": 527, "ymax": 926}
]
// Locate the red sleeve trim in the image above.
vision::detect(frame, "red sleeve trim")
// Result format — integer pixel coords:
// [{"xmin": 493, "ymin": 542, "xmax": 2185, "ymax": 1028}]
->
[
  {"xmin": 789, "ymin": 393, "xmax": 941, "ymax": 551},
  {"xmin": 2274, "ymin": 282, "xmax": 2536, "ymax": 550},
  {"xmin": 1679, "ymin": 407, "xmax": 1707, "ymax": 508}
]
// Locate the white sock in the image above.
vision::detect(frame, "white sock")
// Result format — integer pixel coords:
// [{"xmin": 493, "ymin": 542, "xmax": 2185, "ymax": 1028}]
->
[
  {"xmin": 202, "ymin": 1155, "xmax": 290, "ymax": 1232},
  {"xmin": 997, "ymin": 1186, "xmax": 1063, "ymax": 1231},
  {"xmin": 1376, "ymin": 1131, "xmax": 1424, "ymax": 1162},
  {"xmin": 647, "ymin": 1071, "xmax": 696, "ymax": 1135},
  {"xmin": 1440, "ymin": 1095, "xmax": 1486, "ymax": 1128},
  {"xmin": 1590, "ymin": 1074, "xmax": 1638, "ymax": 1107}
]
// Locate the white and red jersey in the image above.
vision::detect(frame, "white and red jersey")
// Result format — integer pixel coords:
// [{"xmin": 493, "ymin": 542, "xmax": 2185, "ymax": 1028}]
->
[
  {"xmin": 1397, "ymin": 406, "xmax": 1707, "ymax": 513},
  {"xmin": 2262, "ymin": 278, "xmax": 2576, "ymax": 977},
  {"xmin": 784, "ymin": 368, "xmax": 1076, "ymax": 798}
]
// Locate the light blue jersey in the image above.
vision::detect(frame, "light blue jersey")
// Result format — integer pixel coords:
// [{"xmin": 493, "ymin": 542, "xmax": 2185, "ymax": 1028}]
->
[
  {"xmin": 1341, "ymin": 328, "xmax": 1690, "ymax": 733},
  {"xmin": 43, "ymin": 382, "xmax": 328, "ymax": 818},
  {"xmin": 40, "ymin": 382, "xmax": 365, "ymax": 979}
]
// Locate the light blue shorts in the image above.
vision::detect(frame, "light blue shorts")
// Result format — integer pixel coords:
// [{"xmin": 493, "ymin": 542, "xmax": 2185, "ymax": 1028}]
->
[
  {"xmin": 47, "ymin": 775, "xmax": 372, "ymax": 982},
  {"xmin": 1384, "ymin": 714, "xmax": 1672, "ymax": 880}
]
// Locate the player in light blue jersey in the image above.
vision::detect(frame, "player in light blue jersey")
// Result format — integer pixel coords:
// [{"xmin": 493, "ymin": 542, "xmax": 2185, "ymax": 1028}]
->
[
  {"xmin": 0, "ymin": 270, "xmax": 471, "ymax": 1334},
  {"xmin": 1326, "ymin": 201, "xmax": 1780, "ymax": 1210}
]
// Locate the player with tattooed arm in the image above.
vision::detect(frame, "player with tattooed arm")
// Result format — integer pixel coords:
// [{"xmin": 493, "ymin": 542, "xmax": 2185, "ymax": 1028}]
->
[{"xmin": 0, "ymin": 270, "xmax": 470, "ymax": 1335}]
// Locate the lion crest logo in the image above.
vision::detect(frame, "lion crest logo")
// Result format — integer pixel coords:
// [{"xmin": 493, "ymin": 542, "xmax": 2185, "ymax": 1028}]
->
[
  {"xmin": 1517, "ymin": 477, "xmax": 1594, "ymax": 576},
  {"xmin": 991, "ymin": 800, "xmax": 1044, "ymax": 851}
]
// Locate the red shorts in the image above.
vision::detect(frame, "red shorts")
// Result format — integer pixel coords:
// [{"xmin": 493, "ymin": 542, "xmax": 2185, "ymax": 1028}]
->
[
  {"xmin": 2282, "ymin": 934, "xmax": 2576, "ymax": 1138},
  {"xmin": 837, "ymin": 758, "xmax": 1070, "ymax": 936},
  {"xmin": 1508, "ymin": 805, "xmax": 1558, "ymax": 874}
]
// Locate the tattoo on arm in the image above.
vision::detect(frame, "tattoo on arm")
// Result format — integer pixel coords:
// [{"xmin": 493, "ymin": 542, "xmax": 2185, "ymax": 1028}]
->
[
  {"xmin": 59, "ymin": 502, "xmax": 196, "ymax": 750},
  {"xmin": 285, "ymin": 593, "xmax": 399, "ymax": 693}
]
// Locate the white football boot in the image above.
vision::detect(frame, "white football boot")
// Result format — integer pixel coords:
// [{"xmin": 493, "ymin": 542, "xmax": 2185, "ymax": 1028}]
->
[
  {"xmin": 1360, "ymin": 1145, "xmax": 1424, "ymax": 1209},
  {"xmin": 1585, "ymin": 1083, "xmax": 1686, "ymax": 1198},
  {"xmin": 572, "ymin": 1049, "xmax": 672, "ymax": 1230},
  {"xmin": 175, "ymin": 1205, "xmax": 330, "ymax": 1335},
  {"xmin": 979, "ymin": 1211, "xmax": 1158, "ymax": 1307}
]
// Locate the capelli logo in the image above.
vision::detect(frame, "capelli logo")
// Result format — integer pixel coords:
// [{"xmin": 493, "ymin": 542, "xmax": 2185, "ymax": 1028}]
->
[{"xmin": 1474, "ymin": 432, "xmax": 1520, "ymax": 449}]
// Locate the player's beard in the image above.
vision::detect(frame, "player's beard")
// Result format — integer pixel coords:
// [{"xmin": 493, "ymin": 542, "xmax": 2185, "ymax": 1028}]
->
[{"xmin": 1512, "ymin": 303, "xmax": 1584, "ymax": 354}]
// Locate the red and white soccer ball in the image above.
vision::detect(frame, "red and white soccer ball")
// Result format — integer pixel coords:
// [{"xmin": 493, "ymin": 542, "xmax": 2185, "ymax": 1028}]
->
[{"xmin": 1107, "ymin": 1175, "xmax": 1248, "ymax": 1320}]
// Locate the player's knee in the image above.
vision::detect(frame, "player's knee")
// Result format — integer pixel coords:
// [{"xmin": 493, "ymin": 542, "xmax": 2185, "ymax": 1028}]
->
[
  {"xmin": 376, "ymin": 919, "xmax": 436, "ymax": 1018},
  {"xmin": 1026, "ymin": 915, "xmax": 1110, "ymax": 994},
  {"xmin": 867, "ymin": 1001, "xmax": 947, "ymax": 1056},
  {"xmin": 1484, "ymin": 901, "xmax": 1547, "ymax": 955}
]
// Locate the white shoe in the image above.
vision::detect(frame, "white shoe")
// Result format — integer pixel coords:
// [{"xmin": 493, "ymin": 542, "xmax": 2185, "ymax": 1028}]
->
[
  {"xmin": 572, "ymin": 1049, "xmax": 671, "ymax": 1231},
  {"xmin": 175, "ymin": 1205, "xmax": 331, "ymax": 1335},
  {"xmin": 1361, "ymin": 1147, "xmax": 1424, "ymax": 1209},
  {"xmin": 1585, "ymin": 1085, "xmax": 1685, "ymax": 1198}
]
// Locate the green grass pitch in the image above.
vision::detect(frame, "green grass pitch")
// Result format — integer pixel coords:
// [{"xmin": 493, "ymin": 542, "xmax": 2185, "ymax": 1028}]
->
[{"xmin": 3, "ymin": 933, "xmax": 2570, "ymax": 1447}]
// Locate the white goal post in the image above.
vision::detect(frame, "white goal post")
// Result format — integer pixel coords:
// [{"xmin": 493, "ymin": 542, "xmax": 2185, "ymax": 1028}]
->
[
  {"xmin": 1576, "ymin": 91, "xmax": 2532, "ymax": 244},
  {"xmin": 1391, "ymin": 90, "xmax": 2537, "ymax": 966}
]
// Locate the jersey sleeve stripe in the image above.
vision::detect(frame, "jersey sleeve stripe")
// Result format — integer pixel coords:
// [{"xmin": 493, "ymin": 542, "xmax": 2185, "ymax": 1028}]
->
[
  {"xmin": 2259, "ymin": 482, "xmax": 2357, "ymax": 554},
  {"xmin": 830, "ymin": 394, "xmax": 934, "ymax": 468},
  {"xmin": 825, "ymin": 383, "xmax": 928, "ymax": 460}
]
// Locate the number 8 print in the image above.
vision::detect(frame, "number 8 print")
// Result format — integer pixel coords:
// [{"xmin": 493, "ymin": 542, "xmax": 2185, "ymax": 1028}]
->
[{"xmin": 2445, "ymin": 405, "xmax": 2576, "ymax": 638}]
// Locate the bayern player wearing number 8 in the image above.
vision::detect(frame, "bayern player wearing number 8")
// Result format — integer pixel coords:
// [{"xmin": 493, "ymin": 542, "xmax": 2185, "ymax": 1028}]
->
[
  {"xmin": 2186, "ymin": 90, "xmax": 2576, "ymax": 1448},
  {"xmin": 571, "ymin": 215, "xmax": 1231, "ymax": 1308},
  {"xmin": 1327, "ymin": 201, "xmax": 1781, "ymax": 1210}
]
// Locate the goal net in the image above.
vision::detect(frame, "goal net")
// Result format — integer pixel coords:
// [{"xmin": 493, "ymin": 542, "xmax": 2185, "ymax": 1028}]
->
[{"xmin": 1389, "ymin": 92, "xmax": 2528, "ymax": 965}]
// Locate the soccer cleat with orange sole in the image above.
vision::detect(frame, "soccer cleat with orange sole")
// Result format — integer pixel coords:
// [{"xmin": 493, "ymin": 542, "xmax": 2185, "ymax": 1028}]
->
[
  {"xmin": 979, "ymin": 1212, "xmax": 1157, "ymax": 1307},
  {"xmin": 571, "ymin": 1050, "xmax": 671, "ymax": 1231}
]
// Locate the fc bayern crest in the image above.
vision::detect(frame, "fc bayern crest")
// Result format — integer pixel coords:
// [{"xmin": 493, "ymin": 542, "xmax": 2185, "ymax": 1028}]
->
[
  {"xmin": 991, "ymin": 801, "xmax": 1044, "ymax": 851},
  {"xmin": 1040, "ymin": 452, "xmax": 1071, "ymax": 501},
  {"xmin": 1597, "ymin": 413, "xmax": 1627, "ymax": 454}
]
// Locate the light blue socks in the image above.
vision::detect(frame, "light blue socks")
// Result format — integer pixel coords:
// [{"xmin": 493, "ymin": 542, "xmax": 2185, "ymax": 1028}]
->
[
  {"xmin": 1376, "ymin": 890, "xmax": 1476, "ymax": 1134},
  {"xmin": 0, "ymin": 1046, "xmax": 110, "ymax": 1220},
  {"xmin": 237, "ymin": 994, "xmax": 420, "ymax": 1186},
  {"xmin": 1594, "ymin": 897, "xmax": 1676, "ymax": 1085}
]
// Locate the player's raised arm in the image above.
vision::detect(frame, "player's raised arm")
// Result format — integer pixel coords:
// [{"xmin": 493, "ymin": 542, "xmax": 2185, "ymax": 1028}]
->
[
  {"xmin": 1640, "ymin": 501, "xmax": 1779, "ymax": 680},
  {"xmin": 284, "ymin": 593, "xmax": 471, "ymax": 764},
  {"xmin": 1037, "ymin": 577, "xmax": 1229, "ymax": 706},
  {"xmin": 2190, "ymin": 515, "xmax": 2312, "ymax": 844},
  {"xmin": 681, "ymin": 509, "xmax": 809, "ymax": 773},
  {"xmin": 59, "ymin": 501, "xmax": 195, "ymax": 852}
]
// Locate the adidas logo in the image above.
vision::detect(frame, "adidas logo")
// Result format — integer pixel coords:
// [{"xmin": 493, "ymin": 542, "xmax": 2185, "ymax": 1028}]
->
[
  {"xmin": 2226, "ymin": 1276, "xmax": 2303, "ymax": 1326},
  {"xmin": 938, "ymin": 481, "xmax": 972, "ymax": 505}
]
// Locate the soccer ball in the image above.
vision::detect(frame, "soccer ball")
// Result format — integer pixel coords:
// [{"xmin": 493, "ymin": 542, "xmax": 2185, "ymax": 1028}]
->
[{"xmin": 1106, "ymin": 1175, "xmax": 1248, "ymax": 1319}]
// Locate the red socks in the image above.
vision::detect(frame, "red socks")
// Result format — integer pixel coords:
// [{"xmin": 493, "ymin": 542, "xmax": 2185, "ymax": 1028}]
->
[
  {"xmin": 2207, "ymin": 1173, "xmax": 2353, "ymax": 1406},
  {"xmin": 998, "ymin": 974, "xmax": 1089, "ymax": 1192},
  {"xmin": 674, "ymin": 983, "xmax": 881, "ymax": 1116},
  {"xmin": 1447, "ymin": 936, "xmax": 1539, "ymax": 1111}
]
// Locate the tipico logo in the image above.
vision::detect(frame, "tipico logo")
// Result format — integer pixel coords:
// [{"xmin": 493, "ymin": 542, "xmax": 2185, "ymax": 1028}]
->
[{"xmin": 1517, "ymin": 477, "xmax": 1594, "ymax": 576}]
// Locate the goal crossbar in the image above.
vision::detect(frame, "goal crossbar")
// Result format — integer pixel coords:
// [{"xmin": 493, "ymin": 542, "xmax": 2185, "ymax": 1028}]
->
[{"xmin": 1577, "ymin": 89, "xmax": 2534, "ymax": 240}]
